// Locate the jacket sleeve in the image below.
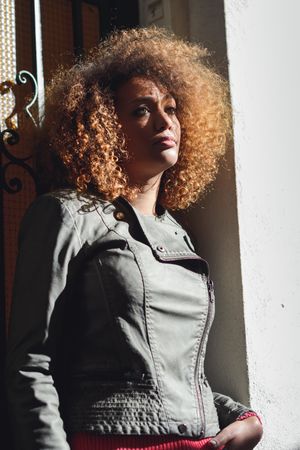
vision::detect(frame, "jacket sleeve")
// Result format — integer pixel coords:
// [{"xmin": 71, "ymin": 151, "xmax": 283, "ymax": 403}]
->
[
  {"xmin": 213, "ymin": 391, "xmax": 256, "ymax": 429},
  {"xmin": 6, "ymin": 195, "xmax": 82, "ymax": 450}
]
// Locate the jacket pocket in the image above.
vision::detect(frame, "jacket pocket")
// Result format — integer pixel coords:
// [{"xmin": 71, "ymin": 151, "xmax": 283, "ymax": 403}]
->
[{"xmin": 149, "ymin": 237, "xmax": 211, "ymax": 279}]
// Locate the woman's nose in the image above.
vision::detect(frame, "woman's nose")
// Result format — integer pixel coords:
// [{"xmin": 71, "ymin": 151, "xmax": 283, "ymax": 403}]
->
[{"xmin": 154, "ymin": 110, "xmax": 172, "ymax": 131}]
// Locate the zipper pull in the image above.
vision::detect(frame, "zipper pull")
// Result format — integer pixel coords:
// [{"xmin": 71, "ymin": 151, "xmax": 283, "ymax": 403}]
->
[{"xmin": 207, "ymin": 279, "xmax": 214, "ymax": 302}]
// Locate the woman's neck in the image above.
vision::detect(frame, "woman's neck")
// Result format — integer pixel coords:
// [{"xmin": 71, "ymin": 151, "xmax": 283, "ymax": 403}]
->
[{"xmin": 128, "ymin": 174, "xmax": 162, "ymax": 216}]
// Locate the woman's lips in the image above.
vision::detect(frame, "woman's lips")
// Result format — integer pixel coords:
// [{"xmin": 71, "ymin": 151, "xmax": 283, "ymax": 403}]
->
[{"xmin": 153, "ymin": 138, "xmax": 176, "ymax": 149}]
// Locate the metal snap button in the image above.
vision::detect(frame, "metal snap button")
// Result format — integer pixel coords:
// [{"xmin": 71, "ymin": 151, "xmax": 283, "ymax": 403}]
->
[
  {"xmin": 156, "ymin": 245, "xmax": 166, "ymax": 252},
  {"xmin": 114, "ymin": 211, "xmax": 125, "ymax": 220},
  {"xmin": 178, "ymin": 424, "xmax": 187, "ymax": 434}
]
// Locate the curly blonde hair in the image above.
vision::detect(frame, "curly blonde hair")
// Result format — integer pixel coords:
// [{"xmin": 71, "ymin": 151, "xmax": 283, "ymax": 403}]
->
[{"xmin": 36, "ymin": 26, "xmax": 232, "ymax": 210}]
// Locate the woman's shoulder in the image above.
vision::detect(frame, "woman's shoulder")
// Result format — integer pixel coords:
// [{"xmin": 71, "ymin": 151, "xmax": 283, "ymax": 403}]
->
[
  {"xmin": 26, "ymin": 189, "xmax": 110, "ymax": 219},
  {"xmin": 20, "ymin": 189, "xmax": 112, "ymax": 242},
  {"xmin": 41, "ymin": 188, "xmax": 107, "ymax": 210}
]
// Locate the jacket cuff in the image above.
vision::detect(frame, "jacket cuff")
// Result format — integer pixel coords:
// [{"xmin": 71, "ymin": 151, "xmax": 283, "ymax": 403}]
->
[
  {"xmin": 236, "ymin": 411, "xmax": 262, "ymax": 425},
  {"xmin": 213, "ymin": 391, "xmax": 255, "ymax": 429}
]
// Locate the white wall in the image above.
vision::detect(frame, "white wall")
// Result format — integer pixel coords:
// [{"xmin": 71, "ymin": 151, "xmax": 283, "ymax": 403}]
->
[{"xmin": 224, "ymin": 1, "xmax": 300, "ymax": 449}]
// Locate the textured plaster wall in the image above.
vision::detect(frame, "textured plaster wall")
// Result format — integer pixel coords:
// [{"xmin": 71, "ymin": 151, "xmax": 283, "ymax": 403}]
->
[{"xmin": 224, "ymin": 1, "xmax": 300, "ymax": 448}]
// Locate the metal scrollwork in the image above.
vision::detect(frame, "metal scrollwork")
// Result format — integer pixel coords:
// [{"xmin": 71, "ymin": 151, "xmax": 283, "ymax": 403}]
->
[
  {"xmin": 0, "ymin": 70, "xmax": 39, "ymax": 194},
  {"xmin": 16, "ymin": 70, "xmax": 38, "ymax": 127},
  {"xmin": 0, "ymin": 129, "xmax": 37, "ymax": 194}
]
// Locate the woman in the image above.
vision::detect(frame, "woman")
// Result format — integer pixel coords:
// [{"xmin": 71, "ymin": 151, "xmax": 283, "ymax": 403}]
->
[{"xmin": 6, "ymin": 27, "xmax": 263, "ymax": 450}]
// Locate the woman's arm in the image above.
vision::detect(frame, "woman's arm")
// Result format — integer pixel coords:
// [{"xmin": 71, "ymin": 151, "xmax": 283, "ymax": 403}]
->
[
  {"xmin": 6, "ymin": 195, "xmax": 82, "ymax": 450},
  {"xmin": 213, "ymin": 392, "xmax": 257, "ymax": 428},
  {"xmin": 211, "ymin": 392, "xmax": 263, "ymax": 449}
]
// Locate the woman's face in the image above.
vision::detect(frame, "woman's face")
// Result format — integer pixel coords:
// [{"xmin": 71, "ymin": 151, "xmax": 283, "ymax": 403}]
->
[{"xmin": 115, "ymin": 76, "xmax": 181, "ymax": 183}]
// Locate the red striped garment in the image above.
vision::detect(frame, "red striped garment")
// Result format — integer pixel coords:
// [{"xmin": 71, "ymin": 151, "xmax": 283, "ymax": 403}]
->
[{"xmin": 70, "ymin": 412, "xmax": 260, "ymax": 450}]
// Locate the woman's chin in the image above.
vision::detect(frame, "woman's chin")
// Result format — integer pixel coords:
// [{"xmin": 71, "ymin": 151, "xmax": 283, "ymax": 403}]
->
[
  {"xmin": 159, "ymin": 148, "xmax": 179, "ymax": 167},
  {"xmin": 124, "ymin": 151, "xmax": 179, "ymax": 182}
]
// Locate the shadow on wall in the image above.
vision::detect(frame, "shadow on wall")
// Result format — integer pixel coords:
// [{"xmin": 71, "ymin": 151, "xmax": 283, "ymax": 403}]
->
[{"xmin": 175, "ymin": 0, "xmax": 250, "ymax": 405}]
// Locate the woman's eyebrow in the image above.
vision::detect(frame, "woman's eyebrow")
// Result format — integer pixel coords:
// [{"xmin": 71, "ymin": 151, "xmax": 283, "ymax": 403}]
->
[
  {"xmin": 129, "ymin": 94, "xmax": 176, "ymax": 104},
  {"xmin": 129, "ymin": 96, "xmax": 156, "ymax": 104}
]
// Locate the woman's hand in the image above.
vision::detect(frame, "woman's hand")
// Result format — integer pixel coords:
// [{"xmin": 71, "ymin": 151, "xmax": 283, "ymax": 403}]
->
[{"xmin": 209, "ymin": 416, "xmax": 263, "ymax": 449}]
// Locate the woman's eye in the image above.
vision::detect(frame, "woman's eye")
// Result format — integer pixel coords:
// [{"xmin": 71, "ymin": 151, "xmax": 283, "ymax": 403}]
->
[
  {"xmin": 133, "ymin": 106, "xmax": 150, "ymax": 117},
  {"xmin": 166, "ymin": 106, "xmax": 177, "ymax": 115}
]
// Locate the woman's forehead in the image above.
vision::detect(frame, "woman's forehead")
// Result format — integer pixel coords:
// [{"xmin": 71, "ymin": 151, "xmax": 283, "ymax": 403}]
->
[{"xmin": 115, "ymin": 76, "xmax": 174, "ymax": 102}]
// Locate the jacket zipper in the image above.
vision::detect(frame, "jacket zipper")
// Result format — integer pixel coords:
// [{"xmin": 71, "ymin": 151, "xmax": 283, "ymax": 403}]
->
[{"xmin": 194, "ymin": 275, "xmax": 214, "ymax": 437}]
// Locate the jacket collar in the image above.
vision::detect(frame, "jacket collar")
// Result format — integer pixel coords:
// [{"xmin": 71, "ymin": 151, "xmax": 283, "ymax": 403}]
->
[{"xmin": 112, "ymin": 197, "xmax": 207, "ymax": 270}]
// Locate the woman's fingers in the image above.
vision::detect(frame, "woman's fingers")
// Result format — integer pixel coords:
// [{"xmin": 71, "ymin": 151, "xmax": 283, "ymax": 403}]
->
[
  {"xmin": 209, "ymin": 416, "xmax": 263, "ymax": 449},
  {"xmin": 209, "ymin": 424, "xmax": 235, "ymax": 448}
]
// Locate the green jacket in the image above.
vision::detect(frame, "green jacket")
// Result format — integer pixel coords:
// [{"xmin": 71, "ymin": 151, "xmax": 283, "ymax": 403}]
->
[{"xmin": 6, "ymin": 190, "xmax": 253, "ymax": 450}]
